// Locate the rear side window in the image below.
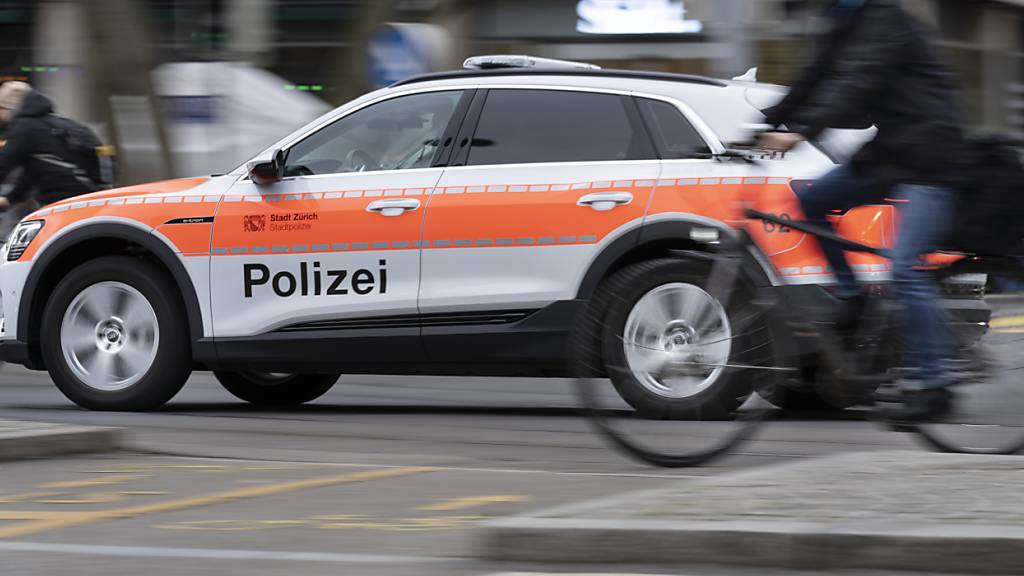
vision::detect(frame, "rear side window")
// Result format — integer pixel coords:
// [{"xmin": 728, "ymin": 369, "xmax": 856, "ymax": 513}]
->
[
  {"xmin": 465, "ymin": 89, "xmax": 654, "ymax": 166},
  {"xmin": 637, "ymin": 98, "xmax": 711, "ymax": 159}
]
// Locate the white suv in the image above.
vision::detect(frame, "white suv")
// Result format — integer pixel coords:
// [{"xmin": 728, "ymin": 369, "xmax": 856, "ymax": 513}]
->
[{"xmin": 1, "ymin": 56, "xmax": 978, "ymax": 416}]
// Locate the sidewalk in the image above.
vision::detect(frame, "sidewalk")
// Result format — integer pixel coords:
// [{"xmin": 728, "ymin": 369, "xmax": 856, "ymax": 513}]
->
[
  {"xmin": 0, "ymin": 419, "xmax": 120, "ymax": 461},
  {"xmin": 478, "ymin": 451, "xmax": 1024, "ymax": 574}
]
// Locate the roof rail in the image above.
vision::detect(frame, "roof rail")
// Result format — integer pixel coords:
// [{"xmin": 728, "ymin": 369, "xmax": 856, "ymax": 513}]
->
[
  {"xmin": 463, "ymin": 55, "xmax": 601, "ymax": 71},
  {"xmin": 391, "ymin": 67, "xmax": 727, "ymax": 88}
]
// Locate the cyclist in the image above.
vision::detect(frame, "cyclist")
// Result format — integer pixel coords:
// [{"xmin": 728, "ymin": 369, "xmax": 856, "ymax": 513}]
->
[
  {"xmin": 758, "ymin": 0, "xmax": 967, "ymax": 420},
  {"xmin": 0, "ymin": 81, "xmax": 108, "ymax": 213}
]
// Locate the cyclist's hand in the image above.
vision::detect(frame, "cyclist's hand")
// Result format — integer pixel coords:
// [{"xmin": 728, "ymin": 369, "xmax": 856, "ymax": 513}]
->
[
  {"xmin": 0, "ymin": 197, "xmax": 11, "ymax": 212},
  {"xmin": 758, "ymin": 132, "xmax": 804, "ymax": 152}
]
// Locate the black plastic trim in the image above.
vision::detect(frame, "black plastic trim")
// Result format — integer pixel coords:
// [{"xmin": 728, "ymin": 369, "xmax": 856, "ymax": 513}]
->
[
  {"xmin": 448, "ymin": 89, "xmax": 487, "ymax": 167},
  {"xmin": 420, "ymin": 300, "xmax": 584, "ymax": 370},
  {"xmin": 575, "ymin": 228, "xmax": 643, "ymax": 299},
  {"xmin": 18, "ymin": 224, "xmax": 206, "ymax": 359},
  {"xmin": 0, "ymin": 340, "xmax": 31, "ymax": 366},
  {"xmin": 277, "ymin": 309, "xmax": 534, "ymax": 332},
  {"xmin": 430, "ymin": 89, "xmax": 476, "ymax": 168},
  {"xmin": 206, "ymin": 300, "xmax": 585, "ymax": 376},
  {"xmin": 391, "ymin": 68, "xmax": 728, "ymax": 88},
  {"xmin": 620, "ymin": 94, "xmax": 658, "ymax": 160}
]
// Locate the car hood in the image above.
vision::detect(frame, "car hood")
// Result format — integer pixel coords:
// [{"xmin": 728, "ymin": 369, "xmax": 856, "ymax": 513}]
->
[{"xmin": 45, "ymin": 177, "xmax": 213, "ymax": 208}]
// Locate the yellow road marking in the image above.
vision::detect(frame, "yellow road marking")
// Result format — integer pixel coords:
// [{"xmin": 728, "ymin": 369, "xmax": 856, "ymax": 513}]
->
[
  {"xmin": 0, "ymin": 467, "xmax": 432, "ymax": 539},
  {"xmin": 418, "ymin": 495, "xmax": 529, "ymax": 511},
  {"xmin": 117, "ymin": 491, "xmax": 169, "ymax": 497},
  {"xmin": 156, "ymin": 514, "xmax": 485, "ymax": 532},
  {"xmin": 0, "ymin": 492, "xmax": 64, "ymax": 503},
  {"xmin": 42, "ymin": 475, "xmax": 146, "ymax": 489},
  {"xmin": 156, "ymin": 519, "xmax": 308, "ymax": 532},
  {"xmin": 0, "ymin": 511, "xmax": 79, "ymax": 521},
  {"xmin": 87, "ymin": 465, "xmax": 229, "ymax": 473},
  {"xmin": 990, "ymin": 315, "xmax": 1024, "ymax": 328},
  {"xmin": 37, "ymin": 492, "xmax": 124, "ymax": 505},
  {"xmin": 314, "ymin": 514, "xmax": 484, "ymax": 531}
]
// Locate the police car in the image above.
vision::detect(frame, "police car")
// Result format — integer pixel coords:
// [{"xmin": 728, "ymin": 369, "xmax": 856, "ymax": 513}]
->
[{"xmin": 0, "ymin": 55, "xmax": 959, "ymax": 416}]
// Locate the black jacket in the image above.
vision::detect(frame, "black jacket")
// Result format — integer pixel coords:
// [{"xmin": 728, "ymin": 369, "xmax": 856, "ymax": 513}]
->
[
  {"xmin": 765, "ymin": 0, "xmax": 967, "ymax": 186},
  {"xmin": 0, "ymin": 90, "xmax": 95, "ymax": 206}
]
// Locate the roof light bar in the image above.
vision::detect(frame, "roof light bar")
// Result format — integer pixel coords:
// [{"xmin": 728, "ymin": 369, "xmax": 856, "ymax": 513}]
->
[{"xmin": 463, "ymin": 55, "xmax": 601, "ymax": 71}]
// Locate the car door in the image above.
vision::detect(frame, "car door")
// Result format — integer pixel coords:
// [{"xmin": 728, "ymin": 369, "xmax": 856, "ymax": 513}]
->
[
  {"xmin": 419, "ymin": 87, "xmax": 662, "ymax": 322},
  {"xmin": 209, "ymin": 89, "xmax": 470, "ymax": 346}
]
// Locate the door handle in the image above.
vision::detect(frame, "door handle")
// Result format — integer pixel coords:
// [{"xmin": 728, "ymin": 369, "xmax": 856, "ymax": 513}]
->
[
  {"xmin": 577, "ymin": 192, "xmax": 633, "ymax": 212},
  {"xmin": 366, "ymin": 198, "xmax": 421, "ymax": 217}
]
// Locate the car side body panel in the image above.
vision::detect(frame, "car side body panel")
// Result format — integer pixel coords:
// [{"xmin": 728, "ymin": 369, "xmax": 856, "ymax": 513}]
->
[{"xmin": 0, "ymin": 72, "xmax": 943, "ymax": 379}]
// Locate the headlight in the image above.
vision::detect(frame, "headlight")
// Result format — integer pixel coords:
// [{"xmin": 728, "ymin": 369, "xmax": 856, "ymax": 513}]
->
[{"xmin": 6, "ymin": 220, "xmax": 44, "ymax": 261}]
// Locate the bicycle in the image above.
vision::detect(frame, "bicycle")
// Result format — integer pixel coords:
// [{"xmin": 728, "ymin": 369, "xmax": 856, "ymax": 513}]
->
[{"xmin": 574, "ymin": 147, "xmax": 1024, "ymax": 467}]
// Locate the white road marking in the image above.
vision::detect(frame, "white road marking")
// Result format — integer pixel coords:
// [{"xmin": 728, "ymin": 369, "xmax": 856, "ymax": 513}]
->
[{"xmin": 0, "ymin": 541, "xmax": 455, "ymax": 564}]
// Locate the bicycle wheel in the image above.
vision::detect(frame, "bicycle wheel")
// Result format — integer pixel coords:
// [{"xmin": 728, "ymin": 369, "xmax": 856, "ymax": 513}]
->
[
  {"xmin": 914, "ymin": 258, "xmax": 1024, "ymax": 454},
  {"xmin": 573, "ymin": 256, "xmax": 786, "ymax": 467}
]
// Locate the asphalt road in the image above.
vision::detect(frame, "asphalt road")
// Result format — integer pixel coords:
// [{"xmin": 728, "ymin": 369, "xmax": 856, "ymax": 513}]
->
[{"xmin": 0, "ymin": 365, "xmax": 929, "ymax": 576}]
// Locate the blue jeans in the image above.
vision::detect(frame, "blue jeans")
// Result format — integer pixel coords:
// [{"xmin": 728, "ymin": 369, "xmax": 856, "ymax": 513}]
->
[{"xmin": 797, "ymin": 165, "xmax": 956, "ymax": 388}]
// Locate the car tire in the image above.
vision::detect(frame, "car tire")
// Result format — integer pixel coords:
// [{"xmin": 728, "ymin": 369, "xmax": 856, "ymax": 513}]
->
[
  {"xmin": 214, "ymin": 371, "xmax": 340, "ymax": 406},
  {"xmin": 590, "ymin": 258, "xmax": 768, "ymax": 420},
  {"xmin": 41, "ymin": 256, "xmax": 192, "ymax": 411}
]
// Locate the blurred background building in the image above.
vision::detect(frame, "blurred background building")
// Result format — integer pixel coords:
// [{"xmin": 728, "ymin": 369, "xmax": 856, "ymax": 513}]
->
[{"xmin": 0, "ymin": 0, "xmax": 1021, "ymax": 181}]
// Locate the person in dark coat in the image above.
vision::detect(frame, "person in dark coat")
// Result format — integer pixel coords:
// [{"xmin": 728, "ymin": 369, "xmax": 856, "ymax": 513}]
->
[
  {"xmin": 0, "ymin": 83, "xmax": 99, "ymax": 211},
  {"xmin": 759, "ymin": 0, "xmax": 966, "ymax": 420}
]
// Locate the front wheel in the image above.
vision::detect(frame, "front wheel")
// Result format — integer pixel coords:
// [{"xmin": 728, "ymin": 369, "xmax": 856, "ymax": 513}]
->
[
  {"xmin": 41, "ymin": 256, "xmax": 192, "ymax": 411},
  {"xmin": 214, "ymin": 371, "xmax": 340, "ymax": 406}
]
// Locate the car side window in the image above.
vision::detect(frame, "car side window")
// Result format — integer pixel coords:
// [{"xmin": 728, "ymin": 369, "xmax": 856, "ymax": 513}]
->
[
  {"xmin": 284, "ymin": 90, "xmax": 463, "ymax": 177},
  {"xmin": 465, "ymin": 89, "xmax": 654, "ymax": 167},
  {"xmin": 636, "ymin": 98, "xmax": 711, "ymax": 159}
]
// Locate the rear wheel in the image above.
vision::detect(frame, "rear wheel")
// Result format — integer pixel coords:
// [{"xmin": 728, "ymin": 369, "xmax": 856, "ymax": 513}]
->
[
  {"xmin": 214, "ymin": 371, "xmax": 340, "ymax": 406},
  {"xmin": 598, "ymin": 259, "xmax": 766, "ymax": 420},
  {"xmin": 573, "ymin": 257, "xmax": 780, "ymax": 467},
  {"xmin": 913, "ymin": 259, "xmax": 1024, "ymax": 454},
  {"xmin": 41, "ymin": 256, "xmax": 192, "ymax": 411}
]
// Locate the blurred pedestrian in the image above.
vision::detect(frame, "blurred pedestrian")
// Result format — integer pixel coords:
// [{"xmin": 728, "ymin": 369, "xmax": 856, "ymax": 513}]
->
[
  {"xmin": 758, "ymin": 0, "xmax": 968, "ymax": 420},
  {"xmin": 0, "ymin": 81, "xmax": 112, "ymax": 215}
]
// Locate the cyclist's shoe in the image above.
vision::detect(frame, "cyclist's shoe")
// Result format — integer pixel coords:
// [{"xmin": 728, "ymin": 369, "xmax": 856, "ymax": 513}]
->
[{"xmin": 874, "ymin": 385, "xmax": 955, "ymax": 422}]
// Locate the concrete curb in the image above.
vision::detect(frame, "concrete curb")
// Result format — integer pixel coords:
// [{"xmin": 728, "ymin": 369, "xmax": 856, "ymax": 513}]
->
[
  {"xmin": 0, "ymin": 420, "xmax": 122, "ymax": 461},
  {"xmin": 477, "ymin": 451, "xmax": 1024, "ymax": 574},
  {"xmin": 479, "ymin": 517, "xmax": 1024, "ymax": 574}
]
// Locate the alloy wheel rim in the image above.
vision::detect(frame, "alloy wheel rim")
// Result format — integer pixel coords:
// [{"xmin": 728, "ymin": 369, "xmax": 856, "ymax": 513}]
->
[
  {"xmin": 61, "ymin": 281, "xmax": 159, "ymax": 391},
  {"xmin": 622, "ymin": 282, "xmax": 732, "ymax": 399}
]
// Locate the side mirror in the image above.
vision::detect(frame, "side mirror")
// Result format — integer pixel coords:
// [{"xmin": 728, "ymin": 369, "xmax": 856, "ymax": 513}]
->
[{"xmin": 247, "ymin": 149, "xmax": 285, "ymax": 185}]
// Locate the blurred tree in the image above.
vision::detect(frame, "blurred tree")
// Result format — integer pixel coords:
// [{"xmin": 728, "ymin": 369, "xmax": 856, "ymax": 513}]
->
[{"xmin": 79, "ymin": 0, "xmax": 173, "ymax": 183}]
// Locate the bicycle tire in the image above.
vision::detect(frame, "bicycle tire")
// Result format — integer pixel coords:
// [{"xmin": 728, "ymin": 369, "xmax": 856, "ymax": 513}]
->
[
  {"xmin": 911, "ymin": 257, "xmax": 1024, "ymax": 455},
  {"xmin": 572, "ymin": 255, "xmax": 784, "ymax": 468}
]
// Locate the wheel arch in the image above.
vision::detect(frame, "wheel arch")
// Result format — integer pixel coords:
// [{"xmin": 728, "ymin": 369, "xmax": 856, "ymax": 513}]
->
[
  {"xmin": 575, "ymin": 218, "xmax": 775, "ymax": 300},
  {"xmin": 19, "ymin": 222, "xmax": 205, "ymax": 366}
]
